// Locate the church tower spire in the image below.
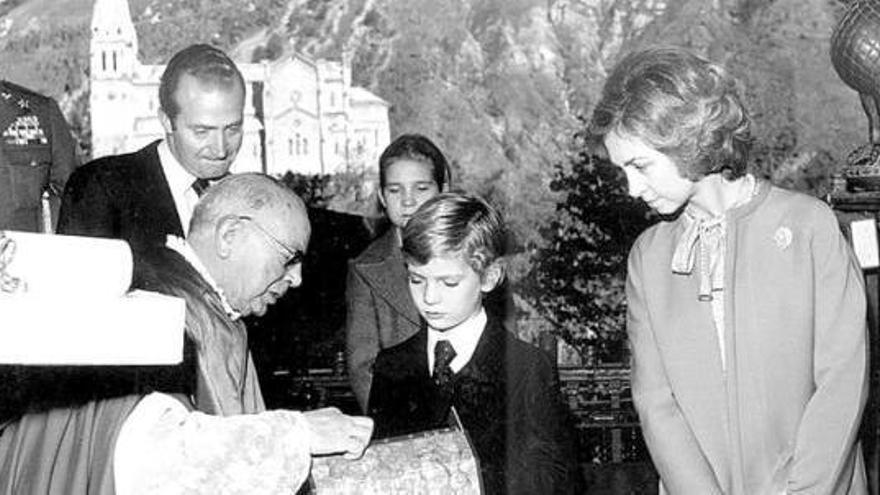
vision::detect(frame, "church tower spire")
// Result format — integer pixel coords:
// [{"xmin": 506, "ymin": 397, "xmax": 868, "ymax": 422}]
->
[
  {"xmin": 89, "ymin": 0, "xmax": 140, "ymax": 157},
  {"xmin": 90, "ymin": 0, "xmax": 138, "ymax": 79}
]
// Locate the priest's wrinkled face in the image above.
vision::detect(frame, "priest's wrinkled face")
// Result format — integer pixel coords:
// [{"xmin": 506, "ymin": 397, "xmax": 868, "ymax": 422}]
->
[
  {"xmin": 189, "ymin": 174, "xmax": 310, "ymax": 318},
  {"xmin": 216, "ymin": 198, "xmax": 310, "ymax": 318}
]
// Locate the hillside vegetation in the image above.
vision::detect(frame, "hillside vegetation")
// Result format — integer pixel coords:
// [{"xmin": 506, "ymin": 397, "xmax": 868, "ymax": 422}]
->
[{"xmin": 0, "ymin": 0, "xmax": 866, "ymax": 350}]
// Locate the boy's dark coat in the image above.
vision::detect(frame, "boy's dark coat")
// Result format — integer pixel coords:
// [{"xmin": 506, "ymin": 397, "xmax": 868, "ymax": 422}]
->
[{"xmin": 368, "ymin": 315, "xmax": 582, "ymax": 495}]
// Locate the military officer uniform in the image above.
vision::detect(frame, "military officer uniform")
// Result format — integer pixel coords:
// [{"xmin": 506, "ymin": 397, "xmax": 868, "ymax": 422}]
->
[{"xmin": 0, "ymin": 80, "xmax": 79, "ymax": 232}]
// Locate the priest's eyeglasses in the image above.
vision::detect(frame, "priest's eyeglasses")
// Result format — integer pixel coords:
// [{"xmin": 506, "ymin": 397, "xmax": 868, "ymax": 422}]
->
[{"xmin": 238, "ymin": 215, "xmax": 304, "ymax": 269}]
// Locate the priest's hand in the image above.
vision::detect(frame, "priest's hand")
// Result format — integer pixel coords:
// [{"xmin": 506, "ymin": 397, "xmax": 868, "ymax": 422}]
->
[{"xmin": 303, "ymin": 407, "xmax": 374, "ymax": 459}]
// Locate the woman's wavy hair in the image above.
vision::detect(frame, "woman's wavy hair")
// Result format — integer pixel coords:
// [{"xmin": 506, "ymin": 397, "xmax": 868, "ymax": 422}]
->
[{"xmin": 589, "ymin": 46, "xmax": 752, "ymax": 180}]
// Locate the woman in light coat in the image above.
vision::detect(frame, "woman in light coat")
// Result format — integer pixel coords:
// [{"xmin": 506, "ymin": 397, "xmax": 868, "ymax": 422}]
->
[{"xmin": 589, "ymin": 46, "xmax": 869, "ymax": 495}]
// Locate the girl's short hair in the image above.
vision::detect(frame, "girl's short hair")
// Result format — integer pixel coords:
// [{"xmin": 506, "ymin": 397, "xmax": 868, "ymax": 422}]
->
[
  {"xmin": 589, "ymin": 46, "xmax": 751, "ymax": 180},
  {"xmin": 379, "ymin": 134, "xmax": 451, "ymax": 189},
  {"xmin": 402, "ymin": 192, "xmax": 506, "ymax": 277}
]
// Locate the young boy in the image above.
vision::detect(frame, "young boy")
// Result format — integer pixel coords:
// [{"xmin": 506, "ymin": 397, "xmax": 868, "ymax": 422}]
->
[{"xmin": 367, "ymin": 193, "xmax": 581, "ymax": 495}]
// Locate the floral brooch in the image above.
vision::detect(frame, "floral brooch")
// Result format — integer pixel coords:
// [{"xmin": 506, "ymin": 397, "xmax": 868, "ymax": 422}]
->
[{"xmin": 773, "ymin": 226, "xmax": 793, "ymax": 250}]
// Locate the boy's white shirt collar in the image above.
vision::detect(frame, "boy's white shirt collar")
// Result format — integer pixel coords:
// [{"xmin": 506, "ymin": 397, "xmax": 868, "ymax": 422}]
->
[
  {"xmin": 165, "ymin": 235, "xmax": 241, "ymax": 320},
  {"xmin": 427, "ymin": 307, "xmax": 487, "ymax": 374},
  {"xmin": 157, "ymin": 140, "xmax": 199, "ymax": 235}
]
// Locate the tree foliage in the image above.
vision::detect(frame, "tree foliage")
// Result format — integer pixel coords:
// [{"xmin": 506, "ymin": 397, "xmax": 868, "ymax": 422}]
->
[
  {"xmin": 135, "ymin": 0, "xmax": 290, "ymax": 62},
  {"xmin": 519, "ymin": 127, "xmax": 654, "ymax": 353},
  {"xmin": 516, "ymin": 0, "xmax": 862, "ymax": 357},
  {"xmin": 0, "ymin": 0, "xmax": 866, "ymax": 360}
]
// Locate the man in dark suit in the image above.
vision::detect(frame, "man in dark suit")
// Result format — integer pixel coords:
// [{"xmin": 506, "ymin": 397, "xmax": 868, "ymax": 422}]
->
[
  {"xmin": 57, "ymin": 44, "xmax": 245, "ymax": 250},
  {"xmin": 0, "ymin": 80, "xmax": 79, "ymax": 233},
  {"xmin": 368, "ymin": 193, "xmax": 582, "ymax": 495}
]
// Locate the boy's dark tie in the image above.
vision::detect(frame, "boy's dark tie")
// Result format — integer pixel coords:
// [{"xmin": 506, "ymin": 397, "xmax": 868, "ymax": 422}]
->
[
  {"xmin": 433, "ymin": 340, "xmax": 457, "ymax": 389},
  {"xmin": 192, "ymin": 178, "xmax": 210, "ymax": 197}
]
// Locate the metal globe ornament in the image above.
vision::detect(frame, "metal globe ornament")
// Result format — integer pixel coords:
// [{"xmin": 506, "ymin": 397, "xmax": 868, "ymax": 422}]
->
[{"xmin": 831, "ymin": 0, "xmax": 880, "ymax": 190}]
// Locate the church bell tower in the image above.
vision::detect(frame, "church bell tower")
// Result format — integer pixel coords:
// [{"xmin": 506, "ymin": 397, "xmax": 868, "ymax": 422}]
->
[{"xmin": 89, "ymin": 0, "xmax": 139, "ymax": 157}]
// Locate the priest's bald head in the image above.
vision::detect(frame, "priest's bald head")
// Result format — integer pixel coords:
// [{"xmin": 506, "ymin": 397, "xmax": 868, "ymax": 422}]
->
[{"xmin": 188, "ymin": 173, "xmax": 310, "ymax": 317}]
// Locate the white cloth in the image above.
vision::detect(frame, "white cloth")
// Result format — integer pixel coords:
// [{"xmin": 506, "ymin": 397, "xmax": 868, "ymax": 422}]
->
[
  {"xmin": 114, "ymin": 392, "xmax": 312, "ymax": 495},
  {"xmin": 427, "ymin": 308, "xmax": 487, "ymax": 374},
  {"xmin": 157, "ymin": 140, "xmax": 201, "ymax": 236}
]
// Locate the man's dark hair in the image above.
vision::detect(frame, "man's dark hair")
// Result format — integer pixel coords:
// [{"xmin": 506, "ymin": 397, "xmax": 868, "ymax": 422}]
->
[{"xmin": 158, "ymin": 44, "xmax": 245, "ymax": 121}]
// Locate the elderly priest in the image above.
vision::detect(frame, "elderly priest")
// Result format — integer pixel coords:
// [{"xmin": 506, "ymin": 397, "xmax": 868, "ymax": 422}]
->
[{"xmin": 0, "ymin": 173, "xmax": 373, "ymax": 494}]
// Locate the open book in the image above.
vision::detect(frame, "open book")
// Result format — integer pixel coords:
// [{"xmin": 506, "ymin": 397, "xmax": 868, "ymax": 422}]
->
[{"xmin": 308, "ymin": 421, "xmax": 483, "ymax": 495}]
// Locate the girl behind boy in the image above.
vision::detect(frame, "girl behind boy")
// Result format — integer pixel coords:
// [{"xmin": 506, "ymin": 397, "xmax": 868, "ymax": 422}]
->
[{"xmin": 345, "ymin": 134, "xmax": 450, "ymax": 411}]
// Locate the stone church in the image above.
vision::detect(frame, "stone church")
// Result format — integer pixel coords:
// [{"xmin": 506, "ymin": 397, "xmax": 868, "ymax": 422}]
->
[{"xmin": 89, "ymin": 0, "xmax": 390, "ymax": 176}]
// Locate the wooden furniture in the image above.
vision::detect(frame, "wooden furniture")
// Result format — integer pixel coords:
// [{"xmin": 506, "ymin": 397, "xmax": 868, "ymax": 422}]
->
[
  {"xmin": 559, "ymin": 365, "xmax": 650, "ymax": 465},
  {"xmin": 277, "ymin": 368, "xmax": 361, "ymax": 415}
]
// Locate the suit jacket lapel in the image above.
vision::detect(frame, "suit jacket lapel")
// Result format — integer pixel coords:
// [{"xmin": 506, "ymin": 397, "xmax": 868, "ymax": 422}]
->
[
  {"xmin": 358, "ymin": 230, "xmax": 421, "ymax": 325},
  {"xmin": 135, "ymin": 141, "xmax": 184, "ymax": 238},
  {"xmin": 405, "ymin": 328, "xmax": 454, "ymax": 427},
  {"xmin": 404, "ymin": 326, "xmax": 431, "ymax": 378},
  {"xmin": 457, "ymin": 316, "xmax": 504, "ymax": 384}
]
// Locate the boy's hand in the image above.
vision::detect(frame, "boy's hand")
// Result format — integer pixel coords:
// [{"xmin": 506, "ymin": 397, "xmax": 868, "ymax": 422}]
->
[{"xmin": 303, "ymin": 407, "xmax": 374, "ymax": 459}]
